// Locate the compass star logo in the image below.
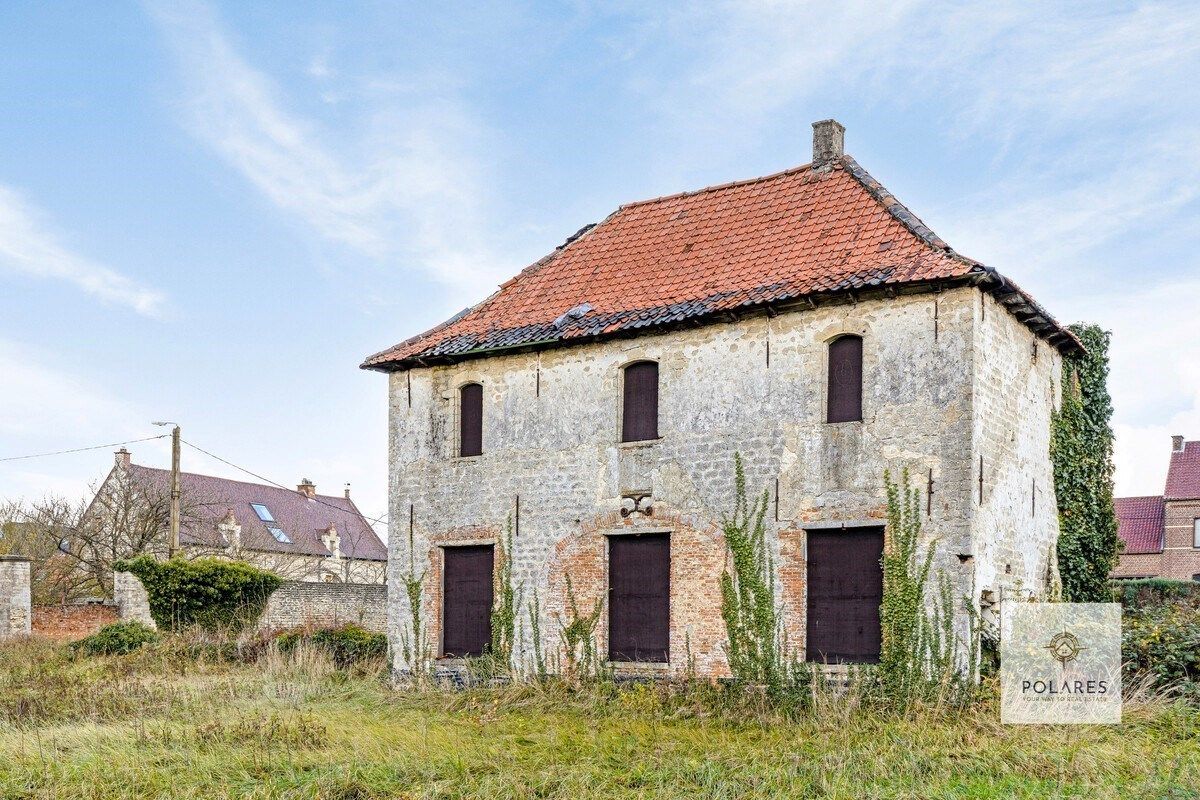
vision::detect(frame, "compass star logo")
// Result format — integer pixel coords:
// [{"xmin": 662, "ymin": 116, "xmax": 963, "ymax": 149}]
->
[{"xmin": 1045, "ymin": 631, "xmax": 1085, "ymax": 670}]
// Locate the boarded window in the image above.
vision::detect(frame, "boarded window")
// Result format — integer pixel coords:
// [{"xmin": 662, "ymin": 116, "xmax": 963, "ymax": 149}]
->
[
  {"xmin": 827, "ymin": 335, "xmax": 863, "ymax": 423},
  {"xmin": 806, "ymin": 527, "xmax": 883, "ymax": 664},
  {"xmin": 459, "ymin": 383, "xmax": 483, "ymax": 457},
  {"xmin": 621, "ymin": 361, "xmax": 659, "ymax": 442},
  {"xmin": 442, "ymin": 545, "xmax": 493, "ymax": 657},
  {"xmin": 608, "ymin": 533, "xmax": 670, "ymax": 662}
]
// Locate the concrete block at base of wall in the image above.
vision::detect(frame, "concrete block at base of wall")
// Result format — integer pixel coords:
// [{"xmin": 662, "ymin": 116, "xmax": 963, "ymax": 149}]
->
[
  {"xmin": 113, "ymin": 571, "xmax": 156, "ymax": 629},
  {"xmin": 0, "ymin": 556, "xmax": 32, "ymax": 639},
  {"xmin": 257, "ymin": 582, "xmax": 388, "ymax": 633}
]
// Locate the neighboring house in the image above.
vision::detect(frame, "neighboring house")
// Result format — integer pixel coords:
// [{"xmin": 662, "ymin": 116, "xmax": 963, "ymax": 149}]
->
[
  {"xmin": 81, "ymin": 449, "xmax": 387, "ymax": 585},
  {"xmin": 1113, "ymin": 436, "xmax": 1200, "ymax": 581},
  {"xmin": 363, "ymin": 120, "xmax": 1080, "ymax": 677}
]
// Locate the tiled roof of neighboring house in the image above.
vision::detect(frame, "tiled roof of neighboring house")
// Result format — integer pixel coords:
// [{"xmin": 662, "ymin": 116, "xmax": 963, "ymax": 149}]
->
[
  {"xmin": 1165, "ymin": 439, "xmax": 1200, "ymax": 500},
  {"xmin": 1114, "ymin": 495, "xmax": 1165, "ymax": 555},
  {"xmin": 128, "ymin": 464, "xmax": 388, "ymax": 561},
  {"xmin": 363, "ymin": 154, "xmax": 1081, "ymax": 371}
]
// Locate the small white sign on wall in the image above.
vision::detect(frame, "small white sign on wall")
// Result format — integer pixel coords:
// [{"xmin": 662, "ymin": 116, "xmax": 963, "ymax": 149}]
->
[{"xmin": 1000, "ymin": 602, "xmax": 1122, "ymax": 725}]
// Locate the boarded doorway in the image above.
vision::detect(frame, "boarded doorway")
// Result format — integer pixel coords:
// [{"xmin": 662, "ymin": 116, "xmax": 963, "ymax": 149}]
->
[
  {"xmin": 442, "ymin": 545, "xmax": 494, "ymax": 657},
  {"xmin": 608, "ymin": 533, "xmax": 670, "ymax": 662},
  {"xmin": 806, "ymin": 527, "xmax": 884, "ymax": 663}
]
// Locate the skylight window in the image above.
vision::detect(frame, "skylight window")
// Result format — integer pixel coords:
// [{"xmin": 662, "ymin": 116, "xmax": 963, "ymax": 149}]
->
[
  {"xmin": 250, "ymin": 503, "xmax": 275, "ymax": 522},
  {"xmin": 266, "ymin": 525, "xmax": 292, "ymax": 544}
]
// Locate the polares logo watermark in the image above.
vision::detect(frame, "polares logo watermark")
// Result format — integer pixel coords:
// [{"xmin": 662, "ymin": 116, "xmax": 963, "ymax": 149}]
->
[{"xmin": 1000, "ymin": 603, "xmax": 1122, "ymax": 724}]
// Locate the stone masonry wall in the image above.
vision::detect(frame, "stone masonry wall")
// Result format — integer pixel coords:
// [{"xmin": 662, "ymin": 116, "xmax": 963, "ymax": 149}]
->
[
  {"xmin": 113, "ymin": 570, "xmax": 156, "ymax": 629},
  {"xmin": 970, "ymin": 291, "xmax": 1064, "ymax": 625},
  {"xmin": 258, "ymin": 581, "xmax": 387, "ymax": 632},
  {"xmin": 114, "ymin": 571, "xmax": 387, "ymax": 633},
  {"xmin": 0, "ymin": 556, "xmax": 32, "ymax": 639},
  {"xmin": 385, "ymin": 286, "xmax": 1051, "ymax": 678}
]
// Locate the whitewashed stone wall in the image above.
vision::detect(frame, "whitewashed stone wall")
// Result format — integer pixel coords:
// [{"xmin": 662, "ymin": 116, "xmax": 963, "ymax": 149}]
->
[
  {"xmin": 0, "ymin": 557, "xmax": 32, "ymax": 639},
  {"xmin": 970, "ymin": 291, "xmax": 1064, "ymax": 619},
  {"xmin": 113, "ymin": 570, "xmax": 156, "ymax": 629},
  {"xmin": 386, "ymin": 286, "xmax": 1063, "ymax": 677}
]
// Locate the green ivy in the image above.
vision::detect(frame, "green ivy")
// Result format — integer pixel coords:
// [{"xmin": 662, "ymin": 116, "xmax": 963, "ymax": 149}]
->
[
  {"xmin": 489, "ymin": 516, "xmax": 520, "ymax": 671},
  {"xmin": 1051, "ymin": 324, "xmax": 1120, "ymax": 602},
  {"xmin": 114, "ymin": 556, "xmax": 281, "ymax": 632},
  {"xmin": 719, "ymin": 453, "xmax": 780, "ymax": 691}
]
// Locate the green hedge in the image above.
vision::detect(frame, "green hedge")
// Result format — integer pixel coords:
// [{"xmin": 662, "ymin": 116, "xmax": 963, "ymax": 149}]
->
[
  {"xmin": 276, "ymin": 623, "xmax": 387, "ymax": 668},
  {"xmin": 1111, "ymin": 578, "xmax": 1200, "ymax": 609},
  {"xmin": 114, "ymin": 556, "xmax": 282, "ymax": 632},
  {"xmin": 1123, "ymin": 603, "xmax": 1200, "ymax": 701},
  {"xmin": 74, "ymin": 621, "xmax": 159, "ymax": 656}
]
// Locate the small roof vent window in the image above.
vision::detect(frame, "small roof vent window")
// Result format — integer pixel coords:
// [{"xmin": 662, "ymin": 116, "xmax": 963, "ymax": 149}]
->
[
  {"xmin": 250, "ymin": 503, "xmax": 274, "ymax": 522},
  {"xmin": 266, "ymin": 525, "xmax": 292, "ymax": 544},
  {"xmin": 553, "ymin": 302, "xmax": 593, "ymax": 329}
]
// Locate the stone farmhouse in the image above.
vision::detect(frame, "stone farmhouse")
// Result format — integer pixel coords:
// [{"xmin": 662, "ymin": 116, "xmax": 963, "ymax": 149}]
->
[
  {"xmin": 1113, "ymin": 436, "xmax": 1200, "ymax": 581},
  {"xmin": 363, "ymin": 120, "xmax": 1081, "ymax": 677},
  {"xmin": 81, "ymin": 449, "xmax": 387, "ymax": 584}
]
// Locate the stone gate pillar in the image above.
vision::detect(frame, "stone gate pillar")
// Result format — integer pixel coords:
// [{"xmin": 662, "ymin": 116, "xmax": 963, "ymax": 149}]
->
[{"xmin": 0, "ymin": 556, "xmax": 32, "ymax": 639}]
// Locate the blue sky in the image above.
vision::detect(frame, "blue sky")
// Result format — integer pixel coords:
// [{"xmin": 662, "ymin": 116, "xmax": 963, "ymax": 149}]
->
[{"xmin": 3, "ymin": 1, "xmax": 1199, "ymax": 534}]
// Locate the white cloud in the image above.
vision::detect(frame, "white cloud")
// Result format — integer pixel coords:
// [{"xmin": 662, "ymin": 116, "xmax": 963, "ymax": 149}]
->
[
  {"xmin": 0, "ymin": 186, "xmax": 166, "ymax": 317},
  {"xmin": 144, "ymin": 0, "xmax": 510, "ymax": 297}
]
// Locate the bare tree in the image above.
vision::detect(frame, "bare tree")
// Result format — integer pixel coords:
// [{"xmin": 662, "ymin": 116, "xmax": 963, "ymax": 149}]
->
[{"xmin": 1, "ymin": 498, "xmax": 100, "ymax": 604}]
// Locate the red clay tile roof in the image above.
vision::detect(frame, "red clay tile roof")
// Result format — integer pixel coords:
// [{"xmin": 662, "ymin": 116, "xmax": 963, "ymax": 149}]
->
[
  {"xmin": 364, "ymin": 155, "xmax": 1081, "ymax": 371},
  {"xmin": 1114, "ymin": 495, "xmax": 1165, "ymax": 554},
  {"xmin": 127, "ymin": 464, "xmax": 387, "ymax": 561},
  {"xmin": 1165, "ymin": 440, "xmax": 1200, "ymax": 500}
]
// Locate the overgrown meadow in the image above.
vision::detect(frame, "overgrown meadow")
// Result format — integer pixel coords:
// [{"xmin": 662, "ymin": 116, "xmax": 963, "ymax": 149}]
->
[{"xmin": 1, "ymin": 631, "xmax": 1198, "ymax": 800}]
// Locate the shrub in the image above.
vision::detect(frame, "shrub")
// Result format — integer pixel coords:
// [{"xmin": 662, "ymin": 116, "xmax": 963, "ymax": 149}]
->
[
  {"xmin": 1122, "ymin": 602, "xmax": 1200, "ymax": 701},
  {"xmin": 115, "ymin": 556, "xmax": 282, "ymax": 632},
  {"xmin": 1111, "ymin": 578, "xmax": 1200, "ymax": 610},
  {"xmin": 74, "ymin": 621, "xmax": 159, "ymax": 656},
  {"xmin": 276, "ymin": 624, "xmax": 386, "ymax": 668}
]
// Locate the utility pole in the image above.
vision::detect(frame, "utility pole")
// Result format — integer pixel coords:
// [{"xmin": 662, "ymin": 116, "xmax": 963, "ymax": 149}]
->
[{"xmin": 154, "ymin": 422, "xmax": 181, "ymax": 558}]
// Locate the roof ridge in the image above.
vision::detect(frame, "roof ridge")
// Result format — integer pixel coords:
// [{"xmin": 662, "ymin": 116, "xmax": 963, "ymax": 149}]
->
[
  {"xmin": 617, "ymin": 162, "xmax": 816, "ymax": 210},
  {"xmin": 129, "ymin": 463, "xmax": 357, "ymax": 506}
]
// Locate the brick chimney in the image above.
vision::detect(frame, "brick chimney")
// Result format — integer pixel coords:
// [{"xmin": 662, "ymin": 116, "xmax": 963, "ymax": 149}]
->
[
  {"xmin": 114, "ymin": 447, "xmax": 131, "ymax": 469},
  {"xmin": 297, "ymin": 478, "xmax": 316, "ymax": 498},
  {"xmin": 812, "ymin": 119, "xmax": 845, "ymax": 169},
  {"xmin": 1172, "ymin": 435, "xmax": 1185, "ymax": 453}
]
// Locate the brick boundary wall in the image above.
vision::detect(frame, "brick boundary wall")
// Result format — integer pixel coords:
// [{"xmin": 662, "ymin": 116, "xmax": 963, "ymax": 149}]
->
[
  {"xmin": 113, "ymin": 571, "xmax": 387, "ymax": 633},
  {"xmin": 0, "ymin": 556, "xmax": 32, "ymax": 639}
]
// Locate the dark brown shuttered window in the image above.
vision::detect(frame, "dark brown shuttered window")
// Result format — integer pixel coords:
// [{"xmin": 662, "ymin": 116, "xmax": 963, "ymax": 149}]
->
[
  {"xmin": 608, "ymin": 533, "xmax": 670, "ymax": 663},
  {"xmin": 459, "ymin": 383, "xmax": 483, "ymax": 457},
  {"xmin": 621, "ymin": 361, "xmax": 659, "ymax": 443},
  {"xmin": 442, "ymin": 545, "xmax": 494, "ymax": 657},
  {"xmin": 806, "ymin": 527, "xmax": 884, "ymax": 664},
  {"xmin": 827, "ymin": 335, "xmax": 863, "ymax": 423}
]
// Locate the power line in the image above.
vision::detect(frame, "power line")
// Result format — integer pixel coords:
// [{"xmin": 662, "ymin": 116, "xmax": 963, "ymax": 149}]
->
[
  {"xmin": 0, "ymin": 434, "xmax": 170, "ymax": 463},
  {"xmin": 180, "ymin": 439, "xmax": 388, "ymax": 528}
]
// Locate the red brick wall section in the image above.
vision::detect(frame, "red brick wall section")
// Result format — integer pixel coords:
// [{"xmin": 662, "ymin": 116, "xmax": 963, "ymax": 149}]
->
[
  {"xmin": 1113, "ymin": 552, "xmax": 1163, "ymax": 579},
  {"xmin": 545, "ymin": 508, "xmax": 729, "ymax": 677},
  {"xmin": 32, "ymin": 605, "xmax": 117, "ymax": 641},
  {"xmin": 1162, "ymin": 500, "xmax": 1200, "ymax": 580},
  {"xmin": 778, "ymin": 528, "xmax": 807, "ymax": 659}
]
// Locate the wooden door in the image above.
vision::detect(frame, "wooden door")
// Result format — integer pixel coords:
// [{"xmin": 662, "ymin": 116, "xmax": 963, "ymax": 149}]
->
[
  {"xmin": 442, "ymin": 545, "xmax": 493, "ymax": 657},
  {"xmin": 806, "ymin": 527, "xmax": 883, "ymax": 663},
  {"xmin": 608, "ymin": 533, "xmax": 670, "ymax": 662}
]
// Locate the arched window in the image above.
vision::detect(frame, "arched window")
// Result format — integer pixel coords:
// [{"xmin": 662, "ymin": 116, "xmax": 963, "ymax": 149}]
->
[
  {"xmin": 621, "ymin": 361, "xmax": 659, "ymax": 443},
  {"xmin": 459, "ymin": 382, "xmax": 483, "ymax": 457},
  {"xmin": 827, "ymin": 335, "xmax": 863, "ymax": 423}
]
